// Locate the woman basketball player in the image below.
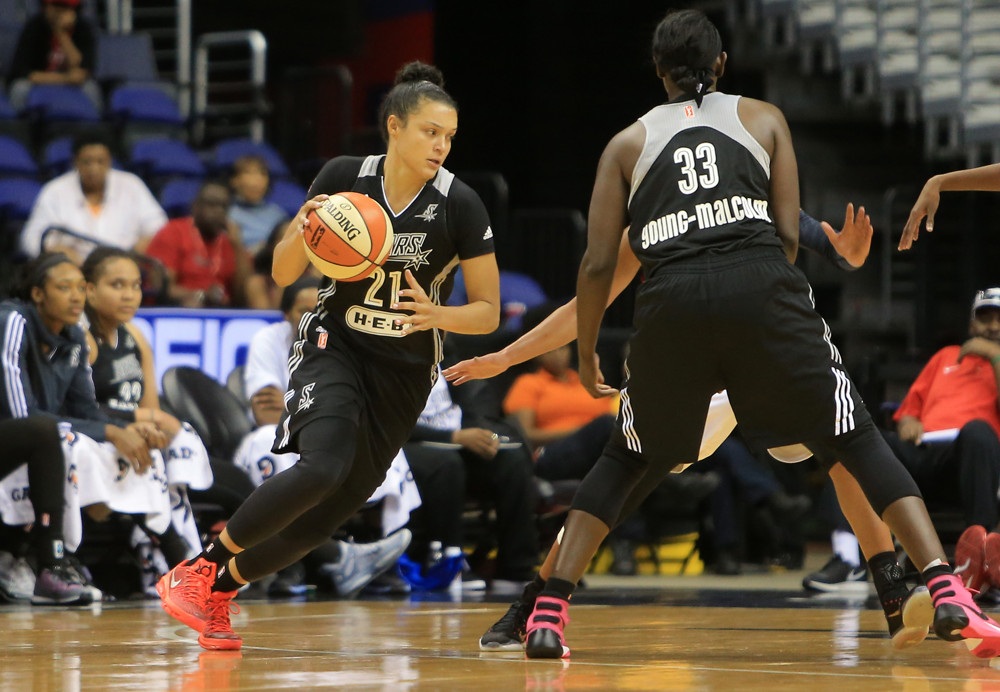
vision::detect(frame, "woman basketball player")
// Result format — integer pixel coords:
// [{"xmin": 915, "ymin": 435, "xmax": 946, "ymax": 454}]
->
[
  {"xmin": 518, "ymin": 9, "xmax": 1000, "ymax": 660},
  {"xmin": 156, "ymin": 61, "xmax": 501, "ymax": 651},
  {"xmin": 446, "ymin": 205, "xmax": 935, "ymax": 651}
]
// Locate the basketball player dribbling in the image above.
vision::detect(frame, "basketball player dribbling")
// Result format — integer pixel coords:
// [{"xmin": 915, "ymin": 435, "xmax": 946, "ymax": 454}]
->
[
  {"xmin": 515, "ymin": 9, "xmax": 1000, "ymax": 660},
  {"xmin": 156, "ymin": 61, "xmax": 501, "ymax": 650},
  {"xmin": 445, "ymin": 205, "xmax": 937, "ymax": 651}
]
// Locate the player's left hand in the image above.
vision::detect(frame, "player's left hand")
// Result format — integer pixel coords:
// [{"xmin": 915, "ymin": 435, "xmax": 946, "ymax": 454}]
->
[
  {"xmin": 823, "ymin": 202, "xmax": 872, "ymax": 268},
  {"xmin": 579, "ymin": 352, "xmax": 618, "ymax": 399},
  {"xmin": 394, "ymin": 270, "xmax": 439, "ymax": 336},
  {"xmin": 958, "ymin": 336, "xmax": 1000, "ymax": 364}
]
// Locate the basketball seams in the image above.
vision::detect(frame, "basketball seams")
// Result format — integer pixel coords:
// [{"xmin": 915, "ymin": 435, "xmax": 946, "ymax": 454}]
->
[{"xmin": 302, "ymin": 192, "xmax": 394, "ymax": 282}]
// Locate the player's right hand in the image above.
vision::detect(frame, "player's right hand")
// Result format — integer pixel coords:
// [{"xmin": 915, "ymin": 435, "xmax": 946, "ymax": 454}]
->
[
  {"xmin": 109, "ymin": 425, "xmax": 154, "ymax": 474},
  {"xmin": 899, "ymin": 178, "xmax": 940, "ymax": 250},
  {"xmin": 443, "ymin": 353, "xmax": 508, "ymax": 384},
  {"xmin": 295, "ymin": 194, "xmax": 329, "ymax": 236},
  {"xmin": 579, "ymin": 353, "xmax": 618, "ymax": 399}
]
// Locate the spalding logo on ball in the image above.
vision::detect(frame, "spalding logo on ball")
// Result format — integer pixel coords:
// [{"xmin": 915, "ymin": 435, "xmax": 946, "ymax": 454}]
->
[{"xmin": 302, "ymin": 192, "xmax": 394, "ymax": 281}]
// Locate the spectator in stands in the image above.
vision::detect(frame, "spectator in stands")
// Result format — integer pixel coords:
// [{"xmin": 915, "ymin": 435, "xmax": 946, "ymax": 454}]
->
[
  {"xmin": 20, "ymin": 131, "xmax": 167, "ymax": 262},
  {"xmin": 232, "ymin": 276, "xmax": 415, "ymax": 597},
  {"xmin": 884, "ymin": 288, "xmax": 1000, "ymax": 594},
  {"xmin": 244, "ymin": 220, "xmax": 323, "ymax": 311},
  {"xmin": 6, "ymin": 0, "xmax": 101, "ymax": 112},
  {"xmin": 82, "ymin": 247, "xmax": 216, "ymax": 588},
  {"xmin": 0, "ymin": 416, "xmax": 89, "ymax": 605},
  {"xmin": 0, "ymin": 253, "xmax": 180, "ymax": 598},
  {"xmin": 145, "ymin": 180, "xmax": 251, "ymax": 308},
  {"xmin": 402, "ymin": 369, "xmax": 540, "ymax": 591},
  {"xmin": 228, "ymin": 155, "xmax": 289, "ymax": 255}
]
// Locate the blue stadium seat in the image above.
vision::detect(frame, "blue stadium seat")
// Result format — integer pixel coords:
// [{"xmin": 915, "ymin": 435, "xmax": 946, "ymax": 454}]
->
[
  {"xmin": 0, "ymin": 178, "xmax": 43, "ymax": 220},
  {"xmin": 0, "ymin": 136, "xmax": 38, "ymax": 177},
  {"xmin": 159, "ymin": 178, "xmax": 203, "ymax": 218},
  {"xmin": 94, "ymin": 32, "xmax": 160, "ymax": 87},
  {"xmin": 266, "ymin": 179, "xmax": 307, "ymax": 217},
  {"xmin": 212, "ymin": 137, "xmax": 290, "ymax": 178},
  {"xmin": 0, "ymin": 91, "xmax": 16, "ymax": 121},
  {"xmin": 131, "ymin": 138, "xmax": 205, "ymax": 179},
  {"xmin": 109, "ymin": 85, "xmax": 184, "ymax": 125},
  {"xmin": 23, "ymin": 84, "xmax": 100, "ymax": 122},
  {"xmin": 42, "ymin": 136, "xmax": 73, "ymax": 178}
]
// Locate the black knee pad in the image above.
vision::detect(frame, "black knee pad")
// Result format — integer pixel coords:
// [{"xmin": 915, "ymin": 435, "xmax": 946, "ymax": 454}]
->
[
  {"xmin": 810, "ymin": 421, "xmax": 922, "ymax": 516},
  {"xmin": 571, "ymin": 442, "xmax": 650, "ymax": 527}
]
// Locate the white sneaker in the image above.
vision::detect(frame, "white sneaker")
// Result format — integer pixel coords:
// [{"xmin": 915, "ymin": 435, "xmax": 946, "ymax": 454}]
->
[
  {"xmin": 0, "ymin": 554, "xmax": 36, "ymax": 601},
  {"xmin": 321, "ymin": 529, "xmax": 412, "ymax": 598}
]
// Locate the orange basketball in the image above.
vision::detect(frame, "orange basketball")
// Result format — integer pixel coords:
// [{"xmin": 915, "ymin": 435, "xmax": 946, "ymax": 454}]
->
[{"xmin": 302, "ymin": 192, "xmax": 394, "ymax": 281}]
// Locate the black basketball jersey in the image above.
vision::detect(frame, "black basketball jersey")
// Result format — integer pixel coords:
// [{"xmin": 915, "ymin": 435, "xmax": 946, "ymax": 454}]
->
[
  {"xmin": 304, "ymin": 155, "xmax": 494, "ymax": 367},
  {"xmin": 627, "ymin": 92, "xmax": 784, "ymax": 277},
  {"xmin": 90, "ymin": 324, "xmax": 144, "ymax": 419}
]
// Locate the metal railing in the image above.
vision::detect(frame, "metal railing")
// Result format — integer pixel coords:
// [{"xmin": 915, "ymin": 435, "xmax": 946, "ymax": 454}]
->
[{"xmin": 193, "ymin": 30, "xmax": 268, "ymax": 144}]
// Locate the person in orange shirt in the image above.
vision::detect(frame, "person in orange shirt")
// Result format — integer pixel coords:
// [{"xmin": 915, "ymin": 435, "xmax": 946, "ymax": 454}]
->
[
  {"xmin": 503, "ymin": 343, "xmax": 617, "ymax": 482},
  {"xmin": 887, "ymin": 288, "xmax": 1000, "ymax": 593}
]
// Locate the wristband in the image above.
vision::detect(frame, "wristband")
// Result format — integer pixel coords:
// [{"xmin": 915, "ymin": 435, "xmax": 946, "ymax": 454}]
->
[{"xmin": 992, "ymin": 353, "xmax": 1000, "ymax": 366}]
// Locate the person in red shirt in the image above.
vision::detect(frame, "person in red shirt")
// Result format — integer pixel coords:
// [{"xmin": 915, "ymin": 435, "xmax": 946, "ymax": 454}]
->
[
  {"xmin": 145, "ymin": 181, "xmax": 251, "ymax": 308},
  {"xmin": 888, "ymin": 288, "xmax": 1000, "ymax": 590}
]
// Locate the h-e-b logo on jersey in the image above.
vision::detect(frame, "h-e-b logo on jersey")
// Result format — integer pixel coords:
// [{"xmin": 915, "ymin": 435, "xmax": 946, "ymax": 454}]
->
[{"xmin": 387, "ymin": 233, "xmax": 431, "ymax": 270}]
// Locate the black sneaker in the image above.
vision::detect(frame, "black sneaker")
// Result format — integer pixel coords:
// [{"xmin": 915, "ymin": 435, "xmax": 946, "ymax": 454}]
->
[
  {"xmin": 479, "ymin": 599, "xmax": 532, "ymax": 651},
  {"xmin": 802, "ymin": 555, "xmax": 869, "ymax": 593}
]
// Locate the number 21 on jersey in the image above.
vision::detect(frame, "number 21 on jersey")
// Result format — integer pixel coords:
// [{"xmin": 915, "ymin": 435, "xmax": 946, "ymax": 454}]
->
[
  {"xmin": 674, "ymin": 142, "xmax": 719, "ymax": 194},
  {"xmin": 346, "ymin": 266, "xmax": 406, "ymax": 337}
]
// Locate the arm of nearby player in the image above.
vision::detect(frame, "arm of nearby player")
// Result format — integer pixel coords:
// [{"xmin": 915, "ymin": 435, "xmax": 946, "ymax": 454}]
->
[
  {"xmin": 443, "ymin": 232, "xmax": 641, "ymax": 384},
  {"xmin": 577, "ymin": 126, "xmax": 639, "ymax": 397},
  {"xmin": 900, "ymin": 163, "xmax": 1000, "ymax": 250},
  {"xmin": 799, "ymin": 203, "xmax": 872, "ymax": 270}
]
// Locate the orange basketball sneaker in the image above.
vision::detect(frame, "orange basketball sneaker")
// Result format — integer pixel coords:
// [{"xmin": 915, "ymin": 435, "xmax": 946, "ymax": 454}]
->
[
  {"xmin": 156, "ymin": 557, "xmax": 217, "ymax": 632},
  {"xmin": 199, "ymin": 591, "xmax": 242, "ymax": 651}
]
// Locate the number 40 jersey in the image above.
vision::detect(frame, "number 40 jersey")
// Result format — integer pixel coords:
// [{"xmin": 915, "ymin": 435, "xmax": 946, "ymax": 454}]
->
[
  {"xmin": 627, "ymin": 91, "xmax": 784, "ymax": 276},
  {"xmin": 305, "ymin": 155, "xmax": 494, "ymax": 368}
]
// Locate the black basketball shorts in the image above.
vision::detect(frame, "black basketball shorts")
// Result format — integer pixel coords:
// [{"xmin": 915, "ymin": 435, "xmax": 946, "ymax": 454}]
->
[
  {"xmin": 272, "ymin": 322, "xmax": 434, "ymax": 494},
  {"xmin": 612, "ymin": 246, "xmax": 871, "ymax": 466}
]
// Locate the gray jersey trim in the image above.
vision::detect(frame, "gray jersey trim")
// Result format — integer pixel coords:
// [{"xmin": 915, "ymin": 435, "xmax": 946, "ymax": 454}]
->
[
  {"xmin": 431, "ymin": 166, "xmax": 455, "ymax": 196},
  {"xmin": 360, "ymin": 155, "xmax": 382, "ymax": 177},
  {"xmin": 629, "ymin": 93, "xmax": 771, "ymax": 207}
]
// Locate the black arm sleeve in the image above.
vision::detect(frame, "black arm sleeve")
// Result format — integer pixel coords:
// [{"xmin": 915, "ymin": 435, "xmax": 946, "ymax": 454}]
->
[{"xmin": 798, "ymin": 210, "xmax": 856, "ymax": 272}]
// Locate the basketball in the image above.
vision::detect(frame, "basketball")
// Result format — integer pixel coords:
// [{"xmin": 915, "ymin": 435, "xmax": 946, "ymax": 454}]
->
[{"xmin": 302, "ymin": 192, "xmax": 394, "ymax": 281}]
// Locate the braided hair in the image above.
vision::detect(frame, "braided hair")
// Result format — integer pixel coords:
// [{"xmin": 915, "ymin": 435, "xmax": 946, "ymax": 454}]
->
[{"xmin": 652, "ymin": 10, "xmax": 723, "ymax": 107}]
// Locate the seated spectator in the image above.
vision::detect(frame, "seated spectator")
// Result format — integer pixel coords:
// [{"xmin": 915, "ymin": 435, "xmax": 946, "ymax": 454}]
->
[
  {"xmin": 0, "ymin": 253, "xmax": 177, "ymax": 598},
  {"xmin": 145, "ymin": 180, "xmax": 251, "ymax": 308},
  {"xmin": 244, "ymin": 220, "xmax": 324, "ymax": 311},
  {"xmin": 402, "ymin": 369, "xmax": 540, "ymax": 591},
  {"xmin": 883, "ymin": 288, "xmax": 1000, "ymax": 594},
  {"xmin": 232, "ymin": 277, "xmax": 415, "ymax": 597},
  {"xmin": 20, "ymin": 132, "xmax": 168, "ymax": 262},
  {"xmin": 693, "ymin": 432, "xmax": 811, "ymax": 575},
  {"xmin": 0, "ymin": 416, "xmax": 89, "ymax": 605},
  {"xmin": 228, "ymin": 155, "xmax": 290, "ymax": 254},
  {"xmin": 503, "ymin": 342, "xmax": 617, "ymax": 482},
  {"xmin": 82, "ymin": 247, "xmax": 216, "ymax": 588},
  {"xmin": 6, "ymin": 0, "xmax": 101, "ymax": 112}
]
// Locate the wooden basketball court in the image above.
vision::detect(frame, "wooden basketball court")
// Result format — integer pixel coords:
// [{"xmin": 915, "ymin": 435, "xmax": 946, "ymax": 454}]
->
[{"xmin": 3, "ymin": 576, "xmax": 1000, "ymax": 691}]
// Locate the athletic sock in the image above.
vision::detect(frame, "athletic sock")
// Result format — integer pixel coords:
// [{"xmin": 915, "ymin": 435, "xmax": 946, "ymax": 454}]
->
[
  {"xmin": 922, "ymin": 562, "xmax": 952, "ymax": 583},
  {"xmin": 540, "ymin": 577, "xmax": 575, "ymax": 601},
  {"xmin": 520, "ymin": 574, "xmax": 546, "ymax": 605},
  {"xmin": 212, "ymin": 559, "xmax": 241, "ymax": 593},
  {"xmin": 33, "ymin": 512, "xmax": 65, "ymax": 569},
  {"xmin": 190, "ymin": 539, "xmax": 235, "ymax": 570}
]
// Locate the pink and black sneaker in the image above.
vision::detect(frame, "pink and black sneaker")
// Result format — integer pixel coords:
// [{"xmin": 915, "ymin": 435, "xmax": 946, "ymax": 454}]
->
[
  {"xmin": 927, "ymin": 571, "xmax": 1000, "ymax": 658},
  {"xmin": 525, "ymin": 595, "xmax": 571, "ymax": 659}
]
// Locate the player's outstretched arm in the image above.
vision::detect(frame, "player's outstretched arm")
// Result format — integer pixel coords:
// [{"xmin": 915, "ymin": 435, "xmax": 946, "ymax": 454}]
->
[
  {"xmin": 443, "ymin": 232, "xmax": 641, "ymax": 384},
  {"xmin": 899, "ymin": 163, "xmax": 1000, "ymax": 250},
  {"xmin": 802, "ymin": 202, "xmax": 872, "ymax": 269}
]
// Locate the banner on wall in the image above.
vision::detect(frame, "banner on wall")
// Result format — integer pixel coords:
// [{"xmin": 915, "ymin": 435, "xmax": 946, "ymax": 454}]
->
[{"xmin": 133, "ymin": 309, "xmax": 284, "ymax": 389}]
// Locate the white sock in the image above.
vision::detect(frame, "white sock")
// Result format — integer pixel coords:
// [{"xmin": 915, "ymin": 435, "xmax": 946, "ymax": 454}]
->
[{"xmin": 832, "ymin": 530, "xmax": 861, "ymax": 568}]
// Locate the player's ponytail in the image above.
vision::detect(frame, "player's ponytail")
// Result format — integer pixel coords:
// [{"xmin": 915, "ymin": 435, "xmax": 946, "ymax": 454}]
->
[
  {"xmin": 378, "ymin": 61, "xmax": 458, "ymax": 145},
  {"xmin": 653, "ymin": 10, "xmax": 723, "ymax": 107}
]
